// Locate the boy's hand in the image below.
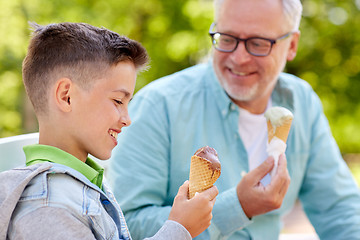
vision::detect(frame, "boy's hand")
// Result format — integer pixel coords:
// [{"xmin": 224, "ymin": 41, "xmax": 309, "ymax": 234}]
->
[{"xmin": 168, "ymin": 180, "xmax": 218, "ymax": 238}]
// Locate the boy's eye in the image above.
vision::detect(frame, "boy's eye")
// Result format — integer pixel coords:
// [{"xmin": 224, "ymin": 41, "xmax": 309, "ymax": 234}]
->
[{"xmin": 114, "ymin": 99, "xmax": 123, "ymax": 105}]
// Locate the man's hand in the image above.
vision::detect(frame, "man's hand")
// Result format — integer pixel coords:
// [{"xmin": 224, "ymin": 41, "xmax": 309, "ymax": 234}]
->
[
  {"xmin": 237, "ymin": 153, "xmax": 290, "ymax": 218},
  {"xmin": 168, "ymin": 181, "xmax": 218, "ymax": 238}
]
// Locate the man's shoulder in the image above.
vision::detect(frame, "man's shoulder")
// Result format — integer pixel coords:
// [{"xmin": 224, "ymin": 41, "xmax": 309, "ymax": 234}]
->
[
  {"xmin": 278, "ymin": 72, "xmax": 316, "ymax": 99},
  {"xmin": 156, "ymin": 63, "xmax": 209, "ymax": 83},
  {"xmin": 277, "ymin": 72, "xmax": 324, "ymax": 118},
  {"xmin": 279, "ymin": 72, "xmax": 313, "ymax": 90},
  {"xmin": 136, "ymin": 63, "xmax": 211, "ymax": 99}
]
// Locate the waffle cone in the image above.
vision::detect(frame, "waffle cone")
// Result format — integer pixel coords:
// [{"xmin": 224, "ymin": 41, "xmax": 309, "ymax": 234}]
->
[
  {"xmin": 188, "ymin": 155, "xmax": 221, "ymax": 199},
  {"xmin": 267, "ymin": 118, "xmax": 293, "ymax": 143}
]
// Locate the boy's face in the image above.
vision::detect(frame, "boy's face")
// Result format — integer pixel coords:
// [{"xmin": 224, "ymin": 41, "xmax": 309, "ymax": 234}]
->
[{"xmin": 69, "ymin": 61, "xmax": 136, "ymax": 161}]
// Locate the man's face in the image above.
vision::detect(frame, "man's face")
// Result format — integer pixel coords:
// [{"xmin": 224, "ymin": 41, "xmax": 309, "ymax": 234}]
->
[{"xmin": 212, "ymin": 0, "xmax": 299, "ymax": 113}]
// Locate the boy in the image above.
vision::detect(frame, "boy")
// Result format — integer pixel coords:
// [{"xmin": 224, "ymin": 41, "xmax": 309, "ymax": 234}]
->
[{"xmin": 0, "ymin": 22, "xmax": 218, "ymax": 239}]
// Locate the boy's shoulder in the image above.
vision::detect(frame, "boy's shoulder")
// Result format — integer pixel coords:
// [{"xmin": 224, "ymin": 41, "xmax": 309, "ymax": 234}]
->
[
  {"xmin": 3, "ymin": 163, "xmax": 100, "ymax": 202},
  {"xmin": 0, "ymin": 163, "xmax": 53, "ymax": 199},
  {"xmin": 0, "ymin": 162, "xmax": 96, "ymax": 218},
  {"xmin": 1, "ymin": 163, "xmax": 124, "ymax": 240},
  {"xmin": 0, "ymin": 163, "xmax": 52, "ymax": 238}
]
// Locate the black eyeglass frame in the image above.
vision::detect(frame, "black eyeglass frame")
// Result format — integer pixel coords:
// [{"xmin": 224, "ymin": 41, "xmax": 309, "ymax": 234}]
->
[{"xmin": 209, "ymin": 23, "xmax": 294, "ymax": 57}]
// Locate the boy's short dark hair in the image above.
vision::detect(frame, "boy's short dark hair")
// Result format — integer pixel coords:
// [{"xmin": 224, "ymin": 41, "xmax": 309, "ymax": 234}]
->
[{"xmin": 22, "ymin": 22, "xmax": 149, "ymax": 115}]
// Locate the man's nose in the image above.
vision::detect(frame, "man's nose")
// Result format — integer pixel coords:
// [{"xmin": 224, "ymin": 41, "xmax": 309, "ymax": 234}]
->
[{"xmin": 229, "ymin": 41, "xmax": 252, "ymax": 64}]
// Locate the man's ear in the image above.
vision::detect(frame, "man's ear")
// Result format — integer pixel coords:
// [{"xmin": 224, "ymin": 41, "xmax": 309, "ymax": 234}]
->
[
  {"xmin": 54, "ymin": 78, "xmax": 73, "ymax": 112},
  {"xmin": 287, "ymin": 31, "xmax": 300, "ymax": 61}
]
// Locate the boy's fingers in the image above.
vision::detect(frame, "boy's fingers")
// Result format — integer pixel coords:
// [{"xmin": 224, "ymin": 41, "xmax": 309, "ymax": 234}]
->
[
  {"xmin": 200, "ymin": 185, "xmax": 218, "ymax": 201},
  {"xmin": 210, "ymin": 196, "xmax": 217, "ymax": 206},
  {"xmin": 177, "ymin": 180, "xmax": 190, "ymax": 197}
]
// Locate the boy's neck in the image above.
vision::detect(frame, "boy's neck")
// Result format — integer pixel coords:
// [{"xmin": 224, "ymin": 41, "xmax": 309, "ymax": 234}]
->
[{"xmin": 38, "ymin": 124, "xmax": 88, "ymax": 163}]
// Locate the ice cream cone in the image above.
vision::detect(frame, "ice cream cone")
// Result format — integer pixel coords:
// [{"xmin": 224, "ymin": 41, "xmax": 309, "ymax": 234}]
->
[
  {"xmin": 267, "ymin": 118, "xmax": 293, "ymax": 143},
  {"xmin": 265, "ymin": 107, "xmax": 293, "ymax": 180},
  {"xmin": 188, "ymin": 155, "xmax": 221, "ymax": 199},
  {"xmin": 265, "ymin": 107, "xmax": 294, "ymax": 144}
]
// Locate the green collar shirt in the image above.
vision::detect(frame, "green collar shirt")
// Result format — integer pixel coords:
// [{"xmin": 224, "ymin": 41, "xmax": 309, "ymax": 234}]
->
[{"xmin": 24, "ymin": 144, "xmax": 104, "ymax": 189}]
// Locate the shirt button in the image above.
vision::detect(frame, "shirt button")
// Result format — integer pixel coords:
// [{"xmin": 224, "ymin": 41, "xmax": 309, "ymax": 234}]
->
[
  {"xmin": 231, "ymin": 104, "xmax": 236, "ymax": 111},
  {"xmin": 241, "ymin": 171, "xmax": 247, "ymax": 177}
]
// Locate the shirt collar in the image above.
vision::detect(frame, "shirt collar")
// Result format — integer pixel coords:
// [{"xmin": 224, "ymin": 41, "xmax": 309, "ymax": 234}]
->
[
  {"xmin": 24, "ymin": 144, "xmax": 104, "ymax": 189},
  {"xmin": 271, "ymin": 73, "xmax": 295, "ymax": 112}
]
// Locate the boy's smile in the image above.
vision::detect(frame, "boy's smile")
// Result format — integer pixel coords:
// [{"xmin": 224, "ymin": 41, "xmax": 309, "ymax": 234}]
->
[
  {"xmin": 58, "ymin": 61, "xmax": 137, "ymax": 162},
  {"xmin": 108, "ymin": 129, "xmax": 119, "ymax": 143}
]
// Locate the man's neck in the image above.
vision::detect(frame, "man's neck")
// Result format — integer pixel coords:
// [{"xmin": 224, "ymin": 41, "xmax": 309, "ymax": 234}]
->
[{"xmin": 232, "ymin": 97, "xmax": 270, "ymax": 114}]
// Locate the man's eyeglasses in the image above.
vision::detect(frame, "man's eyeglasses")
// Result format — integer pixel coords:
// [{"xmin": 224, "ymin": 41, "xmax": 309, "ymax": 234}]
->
[{"xmin": 209, "ymin": 23, "xmax": 293, "ymax": 57}]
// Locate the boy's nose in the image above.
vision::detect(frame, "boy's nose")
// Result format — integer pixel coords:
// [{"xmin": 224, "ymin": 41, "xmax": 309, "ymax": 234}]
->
[{"xmin": 119, "ymin": 113, "xmax": 131, "ymax": 127}]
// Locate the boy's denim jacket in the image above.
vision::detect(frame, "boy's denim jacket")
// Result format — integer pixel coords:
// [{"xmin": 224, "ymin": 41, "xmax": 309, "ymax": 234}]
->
[
  {"xmin": 1, "ymin": 162, "xmax": 131, "ymax": 239},
  {"xmin": 1, "ymin": 163, "xmax": 190, "ymax": 240}
]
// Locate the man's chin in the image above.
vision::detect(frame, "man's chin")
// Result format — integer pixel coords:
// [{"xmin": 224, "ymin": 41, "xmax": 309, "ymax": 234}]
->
[{"xmin": 225, "ymin": 86, "xmax": 258, "ymax": 103}]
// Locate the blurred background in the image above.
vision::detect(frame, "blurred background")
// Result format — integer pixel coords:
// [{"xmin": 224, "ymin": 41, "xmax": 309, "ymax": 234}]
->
[{"xmin": 0, "ymin": 0, "xmax": 359, "ymax": 183}]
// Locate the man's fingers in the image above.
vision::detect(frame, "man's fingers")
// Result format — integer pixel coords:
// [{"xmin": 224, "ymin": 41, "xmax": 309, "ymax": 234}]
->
[
  {"xmin": 279, "ymin": 157, "xmax": 291, "ymax": 196},
  {"xmin": 278, "ymin": 178, "xmax": 290, "ymax": 196},
  {"xmin": 270, "ymin": 154, "xmax": 290, "ymax": 194},
  {"xmin": 277, "ymin": 153, "xmax": 287, "ymax": 169},
  {"xmin": 249, "ymin": 157, "xmax": 275, "ymax": 183}
]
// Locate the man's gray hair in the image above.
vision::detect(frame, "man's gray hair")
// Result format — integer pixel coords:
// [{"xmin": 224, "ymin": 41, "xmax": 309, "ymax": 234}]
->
[{"xmin": 213, "ymin": 0, "xmax": 303, "ymax": 31}]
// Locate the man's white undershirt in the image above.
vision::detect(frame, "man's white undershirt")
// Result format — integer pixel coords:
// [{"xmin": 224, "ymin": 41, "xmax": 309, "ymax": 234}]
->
[{"xmin": 238, "ymin": 101, "xmax": 272, "ymax": 185}]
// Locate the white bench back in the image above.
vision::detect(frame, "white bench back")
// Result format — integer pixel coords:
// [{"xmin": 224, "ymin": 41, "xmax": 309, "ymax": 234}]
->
[
  {"xmin": 0, "ymin": 133, "xmax": 39, "ymax": 171},
  {"xmin": 0, "ymin": 133, "xmax": 107, "ymax": 172}
]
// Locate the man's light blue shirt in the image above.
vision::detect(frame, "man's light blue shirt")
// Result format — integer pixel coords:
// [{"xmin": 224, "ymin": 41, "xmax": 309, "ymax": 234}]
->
[{"xmin": 109, "ymin": 62, "xmax": 360, "ymax": 239}]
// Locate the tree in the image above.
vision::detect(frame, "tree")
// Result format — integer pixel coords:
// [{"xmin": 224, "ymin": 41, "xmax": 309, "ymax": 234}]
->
[{"xmin": 0, "ymin": 0, "xmax": 359, "ymax": 154}]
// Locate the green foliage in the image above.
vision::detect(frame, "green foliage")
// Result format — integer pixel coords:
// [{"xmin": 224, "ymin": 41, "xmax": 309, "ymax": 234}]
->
[
  {"xmin": 287, "ymin": 0, "xmax": 360, "ymax": 153},
  {"xmin": 344, "ymin": 154, "xmax": 360, "ymax": 185},
  {"xmin": 0, "ymin": 0, "xmax": 360, "ymax": 154},
  {"xmin": 0, "ymin": 0, "xmax": 214, "ymax": 136}
]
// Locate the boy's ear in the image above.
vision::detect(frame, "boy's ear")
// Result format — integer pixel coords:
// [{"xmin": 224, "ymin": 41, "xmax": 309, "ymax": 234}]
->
[{"xmin": 54, "ymin": 78, "xmax": 73, "ymax": 112}]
